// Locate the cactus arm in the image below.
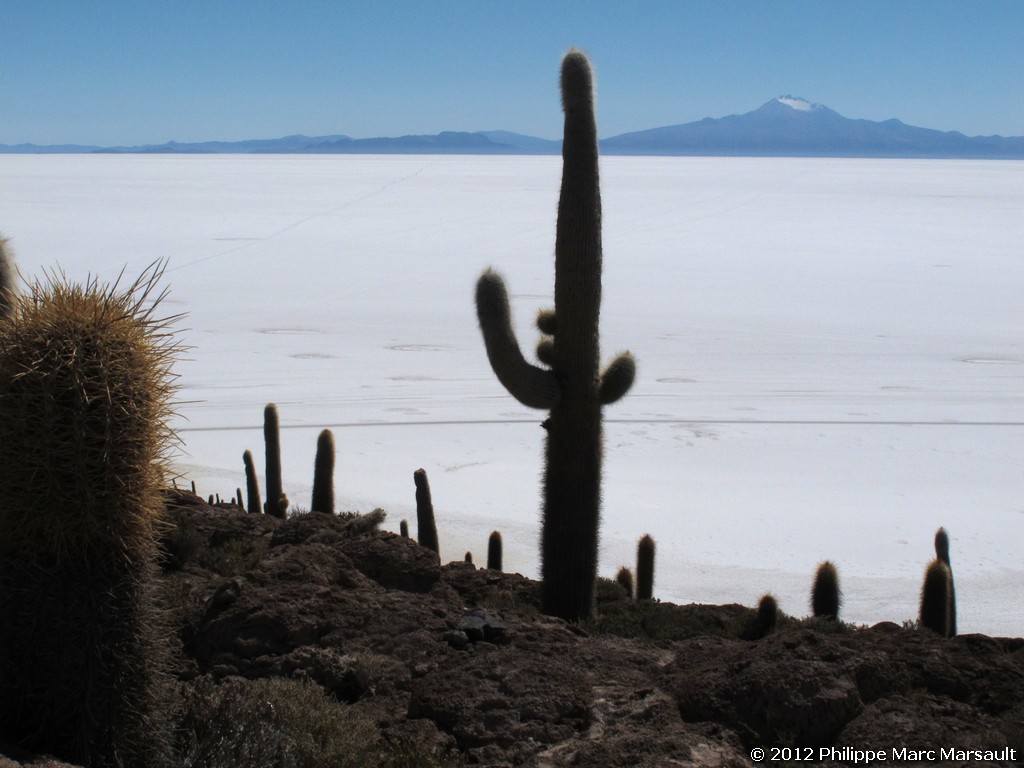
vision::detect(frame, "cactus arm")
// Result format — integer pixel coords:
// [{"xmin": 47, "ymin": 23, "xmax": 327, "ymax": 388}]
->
[
  {"xmin": 475, "ymin": 269, "xmax": 560, "ymax": 409},
  {"xmin": 598, "ymin": 352, "xmax": 636, "ymax": 405},
  {"xmin": 536, "ymin": 337, "xmax": 555, "ymax": 366},
  {"xmin": 536, "ymin": 308, "xmax": 556, "ymax": 335}
]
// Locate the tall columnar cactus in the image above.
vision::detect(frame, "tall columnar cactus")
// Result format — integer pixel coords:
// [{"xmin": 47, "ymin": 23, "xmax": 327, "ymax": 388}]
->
[
  {"xmin": 475, "ymin": 50, "xmax": 635, "ymax": 621},
  {"xmin": 0, "ymin": 264, "xmax": 178, "ymax": 766},
  {"xmin": 487, "ymin": 530, "xmax": 503, "ymax": 571},
  {"xmin": 311, "ymin": 428, "xmax": 335, "ymax": 514},
  {"xmin": 243, "ymin": 449, "xmax": 263, "ymax": 514},
  {"xmin": 0, "ymin": 235, "xmax": 16, "ymax": 318},
  {"xmin": 919, "ymin": 559, "xmax": 953, "ymax": 637},
  {"xmin": 811, "ymin": 560, "xmax": 841, "ymax": 620},
  {"xmin": 636, "ymin": 534, "xmax": 656, "ymax": 601},
  {"xmin": 263, "ymin": 403, "xmax": 285, "ymax": 518},
  {"xmin": 934, "ymin": 527, "xmax": 957, "ymax": 636},
  {"xmin": 414, "ymin": 468, "xmax": 439, "ymax": 555}
]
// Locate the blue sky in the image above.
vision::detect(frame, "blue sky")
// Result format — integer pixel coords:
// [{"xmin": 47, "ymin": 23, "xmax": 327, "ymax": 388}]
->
[{"xmin": 2, "ymin": 1, "xmax": 1022, "ymax": 146}]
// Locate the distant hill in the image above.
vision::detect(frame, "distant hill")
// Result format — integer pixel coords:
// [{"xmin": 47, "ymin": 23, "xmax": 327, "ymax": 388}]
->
[
  {"xmin": 3, "ymin": 98, "xmax": 1022, "ymax": 158},
  {"xmin": 601, "ymin": 97, "xmax": 1024, "ymax": 159}
]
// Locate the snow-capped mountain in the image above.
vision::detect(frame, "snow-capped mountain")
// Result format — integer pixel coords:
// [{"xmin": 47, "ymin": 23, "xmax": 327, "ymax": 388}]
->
[{"xmin": 600, "ymin": 97, "xmax": 1024, "ymax": 158}]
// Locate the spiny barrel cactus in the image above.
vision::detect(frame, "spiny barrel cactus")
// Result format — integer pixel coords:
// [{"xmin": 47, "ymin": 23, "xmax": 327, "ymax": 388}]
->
[
  {"xmin": 0, "ymin": 263, "xmax": 179, "ymax": 766},
  {"xmin": 414, "ymin": 468, "xmax": 439, "ymax": 554},
  {"xmin": 311, "ymin": 428, "xmax": 335, "ymax": 514},
  {"xmin": 263, "ymin": 403, "xmax": 285, "ymax": 518},
  {"xmin": 636, "ymin": 534, "xmax": 656, "ymax": 601},
  {"xmin": 920, "ymin": 559, "xmax": 953, "ymax": 637},
  {"xmin": 475, "ymin": 50, "xmax": 635, "ymax": 621},
  {"xmin": 487, "ymin": 530, "xmax": 503, "ymax": 571},
  {"xmin": 243, "ymin": 448, "xmax": 262, "ymax": 514},
  {"xmin": 811, "ymin": 560, "xmax": 841, "ymax": 620},
  {"xmin": 934, "ymin": 527, "xmax": 957, "ymax": 636}
]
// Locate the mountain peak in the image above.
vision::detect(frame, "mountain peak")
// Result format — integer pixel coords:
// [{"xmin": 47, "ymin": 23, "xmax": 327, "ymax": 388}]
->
[{"xmin": 774, "ymin": 96, "xmax": 818, "ymax": 112}]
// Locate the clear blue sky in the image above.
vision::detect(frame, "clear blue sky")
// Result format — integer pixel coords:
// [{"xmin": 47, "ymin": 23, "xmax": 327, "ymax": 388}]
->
[{"xmin": 2, "ymin": 1, "xmax": 1022, "ymax": 146}]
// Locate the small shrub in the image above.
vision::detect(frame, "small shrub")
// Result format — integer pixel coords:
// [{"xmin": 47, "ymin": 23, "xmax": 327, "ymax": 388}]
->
[
  {"xmin": 175, "ymin": 677, "xmax": 379, "ymax": 768},
  {"xmin": 196, "ymin": 537, "xmax": 269, "ymax": 576},
  {"xmin": 174, "ymin": 676, "xmax": 464, "ymax": 768}
]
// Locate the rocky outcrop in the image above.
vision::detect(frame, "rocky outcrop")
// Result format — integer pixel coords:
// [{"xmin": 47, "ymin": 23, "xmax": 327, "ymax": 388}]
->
[{"xmin": 3, "ymin": 497, "xmax": 1021, "ymax": 767}]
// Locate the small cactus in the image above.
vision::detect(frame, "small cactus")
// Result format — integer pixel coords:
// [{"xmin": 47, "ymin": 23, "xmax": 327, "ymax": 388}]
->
[
  {"xmin": 919, "ymin": 559, "xmax": 953, "ymax": 637},
  {"xmin": 934, "ymin": 527, "xmax": 957, "ymax": 636},
  {"xmin": 263, "ymin": 403, "xmax": 284, "ymax": 518},
  {"xmin": 487, "ymin": 530, "xmax": 503, "ymax": 571},
  {"xmin": 400, "ymin": 519, "xmax": 409, "ymax": 538},
  {"xmin": 243, "ymin": 449, "xmax": 262, "ymax": 514},
  {"xmin": 756, "ymin": 593, "xmax": 779, "ymax": 636},
  {"xmin": 311, "ymin": 428, "xmax": 335, "ymax": 514},
  {"xmin": 413, "ymin": 468, "xmax": 439, "ymax": 554},
  {"xmin": 614, "ymin": 566, "xmax": 634, "ymax": 599},
  {"xmin": 811, "ymin": 560, "xmax": 841, "ymax": 620},
  {"xmin": 636, "ymin": 534, "xmax": 656, "ymax": 601},
  {"xmin": 464, "ymin": 551, "xmax": 474, "ymax": 564}
]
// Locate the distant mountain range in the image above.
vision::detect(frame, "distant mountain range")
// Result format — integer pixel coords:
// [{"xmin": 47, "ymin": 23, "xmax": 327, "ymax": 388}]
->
[{"xmin": 3, "ymin": 97, "xmax": 1022, "ymax": 158}]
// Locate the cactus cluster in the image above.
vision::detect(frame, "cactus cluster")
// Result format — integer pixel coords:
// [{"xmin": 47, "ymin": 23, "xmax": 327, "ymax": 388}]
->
[
  {"xmin": 475, "ymin": 50, "xmax": 636, "ymax": 622},
  {"xmin": 0, "ymin": 263, "xmax": 179, "ymax": 766}
]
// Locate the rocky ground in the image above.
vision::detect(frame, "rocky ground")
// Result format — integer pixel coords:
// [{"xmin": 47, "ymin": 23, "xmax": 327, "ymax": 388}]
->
[{"xmin": 3, "ymin": 491, "xmax": 1022, "ymax": 767}]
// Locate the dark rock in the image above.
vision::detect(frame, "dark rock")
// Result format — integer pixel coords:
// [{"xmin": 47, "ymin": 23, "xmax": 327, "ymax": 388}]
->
[
  {"xmin": 124, "ymin": 496, "xmax": 1024, "ymax": 767},
  {"xmin": 458, "ymin": 611, "xmax": 487, "ymax": 641},
  {"xmin": 444, "ymin": 630, "xmax": 470, "ymax": 650}
]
